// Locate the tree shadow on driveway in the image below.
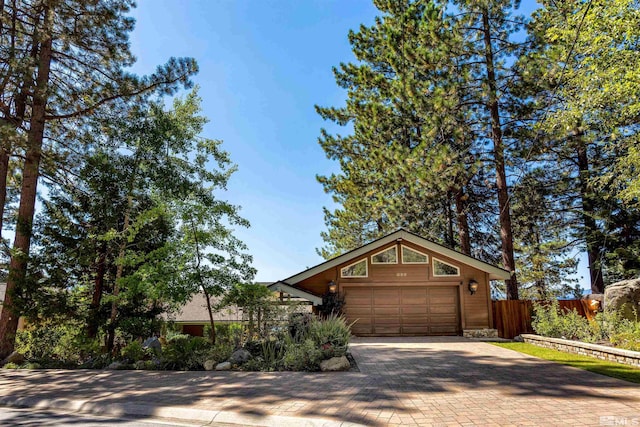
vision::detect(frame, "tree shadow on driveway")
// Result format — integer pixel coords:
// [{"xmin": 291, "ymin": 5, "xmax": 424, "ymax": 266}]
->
[{"xmin": 0, "ymin": 339, "xmax": 639, "ymax": 426}]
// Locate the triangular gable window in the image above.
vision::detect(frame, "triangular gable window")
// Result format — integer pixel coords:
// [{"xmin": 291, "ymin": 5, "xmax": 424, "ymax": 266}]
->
[
  {"xmin": 371, "ymin": 247, "xmax": 397, "ymax": 264},
  {"xmin": 433, "ymin": 258, "xmax": 460, "ymax": 276},
  {"xmin": 341, "ymin": 259, "xmax": 368, "ymax": 277},
  {"xmin": 401, "ymin": 246, "xmax": 428, "ymax": 264}
]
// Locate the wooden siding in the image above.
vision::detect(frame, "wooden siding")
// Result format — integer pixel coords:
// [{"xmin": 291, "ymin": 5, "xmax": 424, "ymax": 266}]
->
[{"xmin": 295, "ymin": 240, "xmax": 492, "ymax": 333}]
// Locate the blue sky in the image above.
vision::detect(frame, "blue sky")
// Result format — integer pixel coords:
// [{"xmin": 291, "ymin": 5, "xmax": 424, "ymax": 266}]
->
[{"xmin": 128, "ymin": 0, "xmax": 588, "ymax": 288}]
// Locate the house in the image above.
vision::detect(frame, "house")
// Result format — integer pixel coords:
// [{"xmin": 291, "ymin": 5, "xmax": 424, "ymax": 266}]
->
[
  {"xmin": 165, "ymin": 283, "xmax": 312, "ymax": 336},
  {"xmin": 163, "ymin": 293, "xmax": 243, "ymax": 336},
  {"xmin": 268, "ymin": 228, "xmax": 510, "ymax": 337}
]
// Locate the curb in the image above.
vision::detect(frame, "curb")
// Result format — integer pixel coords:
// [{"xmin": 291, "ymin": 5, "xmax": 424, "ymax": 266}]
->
[{"xmin": 0, "ymin": 395, "xmax": 364, "ymax": 427}]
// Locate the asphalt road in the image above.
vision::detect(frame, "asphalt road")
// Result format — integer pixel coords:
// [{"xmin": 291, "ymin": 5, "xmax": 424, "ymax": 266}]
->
[{"xmin": 0, "ymin": 407, "xmax": 236, "ymax": 427}]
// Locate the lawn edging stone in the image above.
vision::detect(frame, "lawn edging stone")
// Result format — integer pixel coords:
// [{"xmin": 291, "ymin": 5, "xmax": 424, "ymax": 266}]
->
[{"xmin": 521, "ymin": 334, "xmax": 640, "ymax": 368}]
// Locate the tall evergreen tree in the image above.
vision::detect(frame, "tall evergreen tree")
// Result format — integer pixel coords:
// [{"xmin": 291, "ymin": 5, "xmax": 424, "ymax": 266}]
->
[
  {"xmin": 520, "ymin": 0, "xmax": 640, "ymax": 292},
  {"xmin": 317, "ymin": 0, "xmax": 525, "ymax": 299}
]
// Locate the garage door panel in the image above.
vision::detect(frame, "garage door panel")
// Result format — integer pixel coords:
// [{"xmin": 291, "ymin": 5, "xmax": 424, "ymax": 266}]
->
[
  {"xmin": 373, "ymin": 306, "xmax": 400, "ymax": 315},
  {"xmin": 430, "ymin": 296, "xmax": 457, "ymax": 305},
  {"xmin": 401, "ymin": 288, "xmax": 427, "ymax": 298},
  {"xmin": 375, "ymin": 316, "xmax": 401, "ymax": 324},
  {"xmin": 401, "ymin": 297, "xmax": 427, "ymax": 305},
  {"xmin": 401, "ymin": 306, "xmax": 428, "ymax": 314},
  {"xmin": 343, "ymin": 307, "xmax": 372, "ymax": 316},
  {"xmin": 430, "ymin": 315, "xmax": 458, "ymax": 325},
  {"xmin": 343, "ymin": 285, "xmax": 459, "ymax": 336},
  {"xmin": 430, "ymin": 322, "xmax": 459, "ymax": 334},
  {"xmin": 347, "ymin": 296, "xmax": 373, "ymax": 306},
  {"xmin": 373, "ymin": 325, "xmax": 402, "ymax": 335},
  {"xmin": 403, "ymin": 325, "xmax": 430, "ymax": 334}
]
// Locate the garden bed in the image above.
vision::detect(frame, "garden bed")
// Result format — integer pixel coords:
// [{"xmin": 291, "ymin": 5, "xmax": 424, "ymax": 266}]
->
[{"xmin": 521, "ymin": 334, "xmax": 640, "ymax": 368}]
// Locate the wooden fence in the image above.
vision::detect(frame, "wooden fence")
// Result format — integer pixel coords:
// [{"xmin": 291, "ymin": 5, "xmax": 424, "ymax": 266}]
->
[{"xmin": 492, "ymin": 299, "xmax": 598, "ymax": 339}]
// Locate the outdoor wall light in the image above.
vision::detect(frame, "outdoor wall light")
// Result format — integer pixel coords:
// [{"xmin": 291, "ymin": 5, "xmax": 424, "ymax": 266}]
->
[
  {"xmin": 328, "ymin": 281, "xmax": 337, "ymax": 294},
  {"xmin": 468, "ymin": 279, "xmax": 479, "ymax": 295}
]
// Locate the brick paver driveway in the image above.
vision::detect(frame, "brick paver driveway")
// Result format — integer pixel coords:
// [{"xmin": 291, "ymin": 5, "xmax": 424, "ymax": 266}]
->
[{"xmin": 1, "ymin": 337, "xmax": 639, "ymax": 426}]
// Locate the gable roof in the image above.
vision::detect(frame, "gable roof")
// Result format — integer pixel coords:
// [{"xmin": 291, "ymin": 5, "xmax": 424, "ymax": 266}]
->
[{"xmin": 277, "ymin": 228, "xmax": 510, "ymax": 285}]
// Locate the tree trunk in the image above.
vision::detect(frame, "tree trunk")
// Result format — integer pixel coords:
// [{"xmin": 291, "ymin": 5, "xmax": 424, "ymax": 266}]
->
[
  {"xmin": 0, "ymin": 1, "xmax": 34, "ymax": 237},
  {"xmin": 190, "ymin": 214, "xmax": 216, "ymax": 344},
  {"xmin": 87, "ymin": 243, "xmax": 107, "ymax": 338},
  {"xmin": 203, "ymin": 289, "xmax": 216, "ymax": 344},
  {"xmin": 0, "ymin": 13, "xmax": 53, "ymax": 358},
  {"xmin": 455, "ymin": 188, "xmax": 471, "ymax": 255},
  {"xmin": 107, "ymin": 194, "xmax": 132, "ymax": 352},
  {"xmin": 481, "ymin": 10, "xmax": 518, "ymax": 299},
  {"xmin": 575, "ymin": 134, "xmax": 604, "ymax": 293},
  {"xmin": 0, "ymin": 147, "xmax": 10, "ymax": 236},
  {"xmin": 445, "ymin": 191, "xmax": 455, "ymax": 248}
]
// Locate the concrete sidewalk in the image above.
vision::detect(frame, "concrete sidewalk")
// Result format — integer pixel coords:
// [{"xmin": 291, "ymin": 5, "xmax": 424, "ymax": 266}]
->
[{"xmin": 1, "ymin": 337, "xmax": 639, "ymax": 426}]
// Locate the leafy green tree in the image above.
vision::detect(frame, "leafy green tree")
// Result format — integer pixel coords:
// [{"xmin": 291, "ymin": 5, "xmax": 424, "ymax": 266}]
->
[
  {"xmin": 24, "ymin": 90, "xmax": 254, "ymax": 352},
  {"xmin": 218, "ymin": 283, "xmax": 272, "ymax": 340},
  {"xmin": 0, "ymin": 0, "xmax": 198, "ymax": 358},
  {"xmin": 174, "ymin": 195, "xmax": 256, "ymax": 344}
]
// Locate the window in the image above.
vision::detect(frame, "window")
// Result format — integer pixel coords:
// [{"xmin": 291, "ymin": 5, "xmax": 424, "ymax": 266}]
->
[
  {"xmin": 371, "ymin": 246, "xmax": 397, "ymax": 264},
  {"xmin": 341, "ymin": 259, "xmax": 368, "ymax": 278},
  {"xmin": 433, "ymin": 258, "xmax": 460, "ymax": 276},
  {"xmin": 401, "ymin": 245, "xmax": 428, "ymax": 264}
]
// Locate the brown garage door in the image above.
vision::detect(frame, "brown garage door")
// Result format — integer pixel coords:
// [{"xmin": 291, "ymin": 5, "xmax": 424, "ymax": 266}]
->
[{"xmin": 343, "ymin": 286, "xmax": 459, "ymax": 336}]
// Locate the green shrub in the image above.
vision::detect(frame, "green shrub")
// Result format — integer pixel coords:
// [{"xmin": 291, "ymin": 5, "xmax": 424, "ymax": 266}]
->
[
  {"xmin": 288, "ymin": 312, "xmax": 313, "ymax": 342},
  {"xmin": 204, "ymin": 322, "xmax": 244, "ymax": 346},
  {"xmin": 3, "ymin": 363, "xmax": 19, "ymax": 369},
  {"xmin": 160, "ymin": 334, "xmax": 211, "ymax": 370},
  {"xmin": 260, "ymin": 339, "xmax": 285, "ymax": 370},
  {"xmin": 15, "ymin": 321, "xmax": 101, "ymax": 367},
  {"xmin": 121, "ymin": 341, "xmax": 146, "ymax": 362},
  {"xmin": 307, "ymin": 314, "xmax": 351, "ymax": 358},
  {"xmin": 206, "ymin": 341, "xmax": 234, "ymax": 364},
  {"xmin": 610, "ymin": 331, "xmax": 640, "ymax": 351},
  {"xmin": 532, "ymin": 301, "xmax": 592, "ymax": 341},
  {"xmin": 282, "ymin": 339, "xmax": 323, "ymax": 371}
]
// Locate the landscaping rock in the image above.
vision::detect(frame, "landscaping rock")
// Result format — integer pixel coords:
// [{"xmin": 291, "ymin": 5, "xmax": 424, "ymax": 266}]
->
[
  {"xmin": 133, "ymin": 360, "xmax": 147, "ymax": 370},
  {"xmin": 204, "ymin": 359, "xmax": 217, "ymax": 371},
  {"xmin": 604, "ymin": 279, "xmax": 640, "ymax": 320},
  {"xmin": 142, "ymin": 337, "xmax": 162, "ymax": 355},
  {"xmin": 229, "ymin": 349, "xmax": 251, "ymax": 365},
  {"xmin": 320, "ymin": 356, "xmax": 350, "ymax": 372},
  {"xmin": 513, "ymin": 335, "xmax": 524, "ymax": 342},
  {"xmin": 107, "ymin": 361, "xmax": 123, "ymax": 370},
  {"xmin": 1, "ymin": 351, "xmax": 25, "ymax": 366},
  {"xmin": 215, "ymin": 361, "xmax": 231, "ymax": 371}
]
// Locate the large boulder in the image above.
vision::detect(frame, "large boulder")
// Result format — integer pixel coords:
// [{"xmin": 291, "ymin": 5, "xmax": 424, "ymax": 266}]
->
[
  {"xmin": 320, "ymin": 356, "xmax": 351, "ymax": 372},
  {"xmin": 604, "ymin": 279, "xmax": 640, "ymax": 320},
  {"xmin": 2, "ymin": 351, "xmax": 25, "ymax": 366},
  {"xmin": 215, "ymin": 361, "xmax": 231, "ymax": 371},
  {"xmin": 142, "ymin": 337, "xmax": 162, "ymax": 355},
  {"xmin": 229, "ymin": 349, "xmax": 251, "ymax": 365}
]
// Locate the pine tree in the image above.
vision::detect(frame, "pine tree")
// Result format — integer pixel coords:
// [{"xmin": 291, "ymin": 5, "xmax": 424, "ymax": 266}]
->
[
  {"xmin": 519, "ymin": 0, "xmax": 640, "ymax": 292},
  {"xmin": 316, "ymin": 0, "xmax": 482, "ymax": 259}
]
